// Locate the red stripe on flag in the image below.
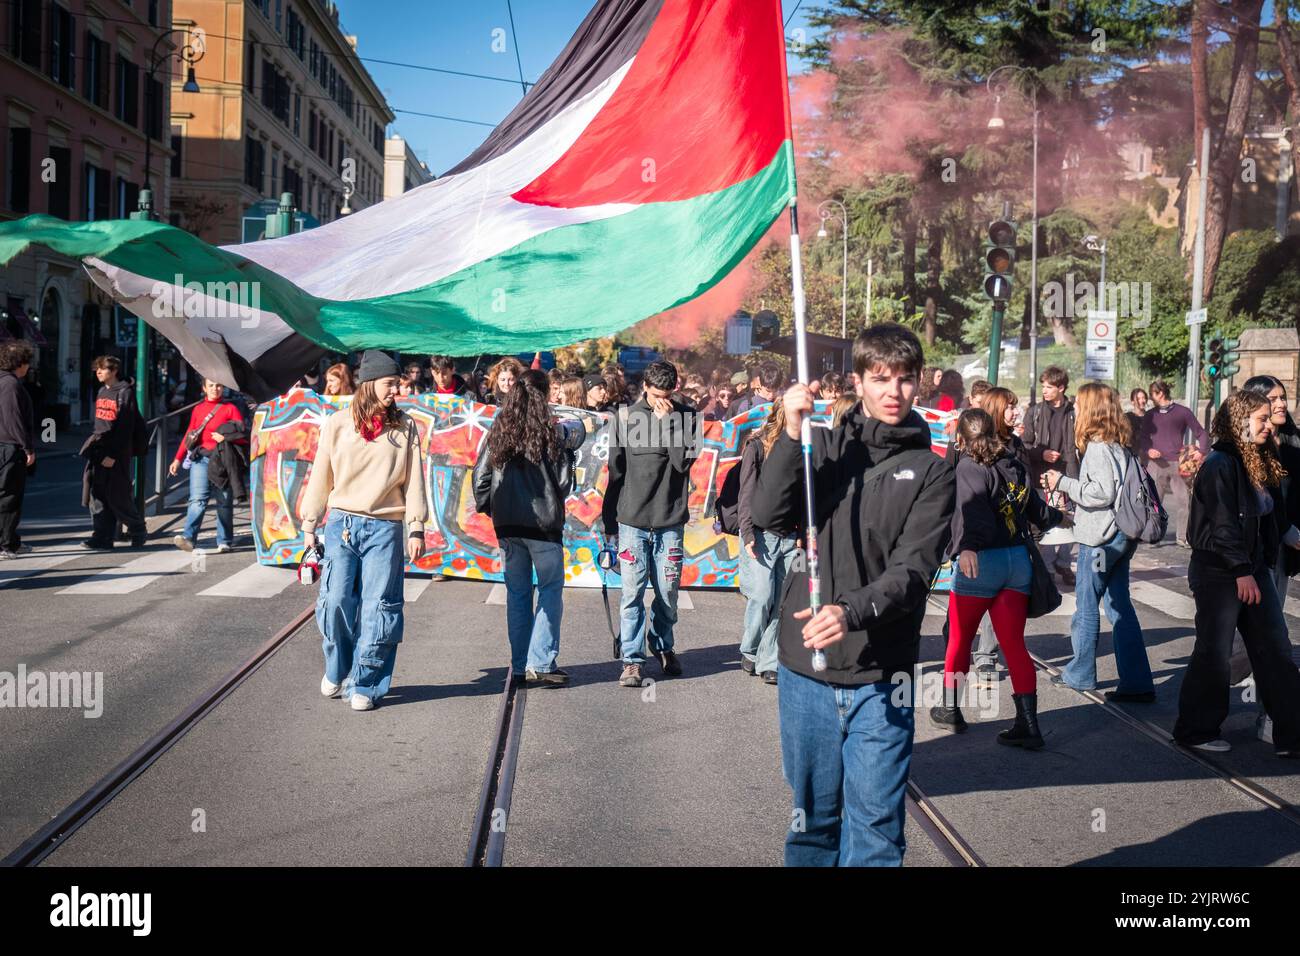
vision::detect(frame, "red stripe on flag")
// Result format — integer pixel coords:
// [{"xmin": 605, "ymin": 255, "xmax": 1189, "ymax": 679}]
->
[{"xmin": 512, "ymin": 0, "xmax": 787, "ymax": 209}]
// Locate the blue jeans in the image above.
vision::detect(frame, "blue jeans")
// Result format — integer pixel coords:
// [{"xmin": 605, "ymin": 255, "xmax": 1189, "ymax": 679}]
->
[
  {"xmin": 618, "ymin": 524, "xmax": 684, "ymax": 664},
  {"xmin": 779, "ymin": 664, "xmax": 914, "ymax": 866},
  {"xmin": 183, "ymin": 455, "xmax": 234, "ymax": 547},
  {"xmin": 739, "ymin": 530, "xmax": 798, "ymax": 674},
  {"xmin": 316, "ymin": 511, "xmax": 405, "ymax": 703},
  {"xmin": 1061, "ymin": 530, "xmax": 1153, "ymax": 692},
  {"xmin": 501, "ymin": 537, "xmax": 565, "ymax": 674}
]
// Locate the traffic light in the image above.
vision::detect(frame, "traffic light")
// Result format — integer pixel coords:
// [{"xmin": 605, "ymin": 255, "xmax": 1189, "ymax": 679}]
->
[
  {"xmin": 1205, "ymin": 337, "xmax": 1224, "ymax": 379},
  {"xmin": 1220, "ymin": 337, "xmax": 1241, "ymax": 379},
  {"xmin": 983, "ymin": 217, "xmax": 1016, "ymax": 302},
  {"xmin": 752, "ymin": 309, "xmax": 779, "ymax": 348}
]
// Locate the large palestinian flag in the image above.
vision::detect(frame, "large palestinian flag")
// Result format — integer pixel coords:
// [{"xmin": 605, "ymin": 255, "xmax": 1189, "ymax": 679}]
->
[{"xmin": 0, "ymin": 0, "xmax": 796, "ymax": 399}]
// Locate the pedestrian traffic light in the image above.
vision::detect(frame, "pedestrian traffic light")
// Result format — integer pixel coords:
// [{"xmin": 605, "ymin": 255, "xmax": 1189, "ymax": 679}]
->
[
  {"xmin": 1205, "ymin": 337, "xmax": 1224, "ymax": 380},
  {"xmin": 983, "ymin": 218, "xmax": 1016, "ymax": 303},
  {"xmin": 1220, "ymin": 337, "xmax": 1241, "ymax": 379}
]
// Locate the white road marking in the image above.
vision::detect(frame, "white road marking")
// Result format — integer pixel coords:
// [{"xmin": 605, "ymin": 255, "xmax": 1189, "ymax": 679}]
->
[
  {"xmin": 197, "ymin": 561, "xmax": 298, "ymax": 598},
  {"xmin": 403, "ymin": 576, "xmax": 432, "ymax": 604},
  {"xmin": 0, "ymin": 548, "xmax": 84, "ymax": 589},
  {"xmin": 57, "ymin": 550, "xmax": 195, "ymax": 595},
  {"xmin": 1129, "ymin": 580, "xmax": 1198, "ymax": 620}
]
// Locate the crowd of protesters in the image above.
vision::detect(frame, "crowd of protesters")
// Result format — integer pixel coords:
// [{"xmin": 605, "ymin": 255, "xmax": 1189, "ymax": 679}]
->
[{"xmin": 3, "ymin": 329, "xmax": 1299, "ymax": 871}]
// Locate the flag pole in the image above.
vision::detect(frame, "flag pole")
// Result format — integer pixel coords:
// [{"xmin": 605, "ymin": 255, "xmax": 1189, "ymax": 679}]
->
[{"xmin": 787, "ymin": 202, "xmax": 827, "ymax": 672}]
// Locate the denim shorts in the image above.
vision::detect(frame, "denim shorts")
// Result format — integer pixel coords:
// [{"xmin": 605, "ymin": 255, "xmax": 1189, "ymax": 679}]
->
[{"xmin": 951, "ymin": 544, "xmax": 1032, "ymax": 597}]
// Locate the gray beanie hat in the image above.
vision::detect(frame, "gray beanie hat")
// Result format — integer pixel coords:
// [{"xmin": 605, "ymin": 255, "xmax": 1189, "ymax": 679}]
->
[{"xmin": 356, "ymin": 350, "xmax": 402, "ymax": 384}]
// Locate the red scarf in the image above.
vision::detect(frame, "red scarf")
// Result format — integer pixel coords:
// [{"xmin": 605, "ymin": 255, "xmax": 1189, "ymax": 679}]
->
[{"xmin": 360, "ymin": 413, "xmax": 386, "ymax": 442}]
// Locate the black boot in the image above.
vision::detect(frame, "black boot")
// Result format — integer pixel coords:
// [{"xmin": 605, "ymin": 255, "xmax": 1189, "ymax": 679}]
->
[
  {"xmin": 930, "ymin": 681, "xmax": 967, "ymax": 733},
  {"xmin": 998, "ymin": 693, "xmax": 1044, "ymax": 749}
]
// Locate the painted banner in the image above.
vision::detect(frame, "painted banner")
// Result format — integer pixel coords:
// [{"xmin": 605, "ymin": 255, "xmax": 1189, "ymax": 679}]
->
[{"xmin": 251, "ymin": 390, "xmax": 955, "ymax": 589}]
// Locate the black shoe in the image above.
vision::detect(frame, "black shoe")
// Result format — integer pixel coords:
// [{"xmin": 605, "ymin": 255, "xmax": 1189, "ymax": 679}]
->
[
  {"xmin": 658, "ymin": 651, "xmax": 682, "ymax": 677},
  {"xmin": 1104, "ymin": 689, "xmax": 1156, "ymax": 703},
  {"xmin": 130, "ymin": 537, "xmax": 148, "ymax": 548},
  {"xmin": 525, "ymin": 667, "xmax": 570, "ymax": 686},
  {"xmin": 80, "ymin": 540, "xmax": 113, "ymax": 551},
  {"xmin": 509, "ymin": 672, "xmax": 528, "ymax": 688},
  {"xmin": 930, "ymin": 705, "xmax": 967, "ymax": 733},
  {"xmin": 740, "ymin": 657, "xmax": 756, "ymax": 676},
  {"xmin": 1277, "ymin": 749, "xmax": 1300, "ymax": 759},
  {"xmin": 761, "ymin": 670, "xmax": 778, "ymax": 685},
  {"xmin": 998, "ymin": 693, "xmax": 1044, "ymax": 749}
]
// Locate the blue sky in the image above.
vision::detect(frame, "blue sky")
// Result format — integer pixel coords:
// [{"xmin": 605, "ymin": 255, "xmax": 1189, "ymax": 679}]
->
[{"xmin": 331, "ymin": 0, "xmax": 818, "ymax": 175}]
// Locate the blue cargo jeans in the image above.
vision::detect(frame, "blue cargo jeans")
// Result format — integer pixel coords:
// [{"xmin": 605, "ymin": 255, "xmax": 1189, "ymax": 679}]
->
[
  {"xmin": 316, "ymin": 511, "xmax": 406, "ymax": 703},
  {"xmin": 779, "ymin": 664, "xmax": 914, "ymax": 867},
  {"xmin": 618, "ymin": 523, "xmax": 684, "ymax": 664},
  {"xmin": 739, "ymin": 530, "xmax": 799, "ymax": 675}
]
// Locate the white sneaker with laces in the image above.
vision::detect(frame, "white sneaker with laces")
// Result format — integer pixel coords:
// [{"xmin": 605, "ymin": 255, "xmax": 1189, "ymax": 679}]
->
[
  {"xmin": 350, "ymin": 693, "xmax": 375, "ymax": 711},
  {"xmin": 173, "ymin": 535, "xmax": 194, "ymax": 552},
  {"xmin": 321, "ymin": 675, "xmax": 341, "ymax": 698},
  {"xmin": 215, "ymin": 544, "xmax": 233, "ymax": 554},
  {"xmin": 1191, "ymin": 738, "xmax": 1231, "ymax": 753}
]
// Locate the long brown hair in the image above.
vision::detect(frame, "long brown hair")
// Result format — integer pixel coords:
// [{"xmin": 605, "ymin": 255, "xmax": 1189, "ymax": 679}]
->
[
  {"xmin": 350, "ymin": 379, "xmax": 404, "ymax": 435},
  {"xmin": 956, "ymin": 408, "xmax": 1005, "ymax": 466},
  {"xmin": 1212, "ymin": 390, "xmax": 1286, "ymax": 488},
  {"xmin": 748, "ymin": 396, "xmax": 788, "ymax": 457},
  {"xmin": 830, "ymin": 394, "xmax": 859, "ymax": 428},
  {"xmin": 983, "ymin": 386, "xmax": 1018, "ymax": 441},
  {"xmin": 488, "ymin": 368, "xmax": 562, "ymax": 468},
  {"xmin": 324, "ymin": 363, "xmax": 354, "ymax": 396},
  {"xmin": 559, "ymin": 375, "xmax": 586, "ymax": 408},
  {"xmin": 1074, "ymin": 383, "xmax": 1130, "ymax": 451},
  {"xmin": 486, "ymin": 357, "xmax": 525, "ymax": 400}
]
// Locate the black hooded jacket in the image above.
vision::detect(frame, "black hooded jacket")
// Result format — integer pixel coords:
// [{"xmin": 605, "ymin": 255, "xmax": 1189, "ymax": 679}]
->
[
  {"xmin": 750, "ymin": 406, "xmax": 955, "ymax": 685},
  {"xmin": 1187, "ymin": 439, "xmax": 1288, "ymax": 579}
]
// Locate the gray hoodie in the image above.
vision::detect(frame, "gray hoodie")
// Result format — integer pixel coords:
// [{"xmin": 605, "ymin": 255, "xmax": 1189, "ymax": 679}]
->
[{"xmin": 1056, "ymin": 441, "xmax": 1127, "ymax": 547}]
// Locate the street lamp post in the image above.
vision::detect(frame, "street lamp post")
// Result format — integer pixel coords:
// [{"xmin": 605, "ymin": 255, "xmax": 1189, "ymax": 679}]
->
[
  {"xmin": 817, "ymin": 199, "xmax": 848, "ymax": 339},
  {"xmin": 986, "ymin": 65, "xmax": 1039, "ymax": 402},
  {"xmin": 134, "ymin": 26, "xmax": 202, "ymax": 513}
]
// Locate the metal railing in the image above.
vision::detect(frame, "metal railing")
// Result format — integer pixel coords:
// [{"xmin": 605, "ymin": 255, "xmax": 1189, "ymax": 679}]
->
[{"xmin": 141, "ymin": 399, "xmax": 264, "ymax": 515}]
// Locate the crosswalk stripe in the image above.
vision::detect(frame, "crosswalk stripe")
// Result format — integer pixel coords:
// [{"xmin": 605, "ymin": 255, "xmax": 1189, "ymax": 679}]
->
[
  {"xmin": 0, "ymin": 549, "xmax": 83, "ymax": 589},
  {"xmin": 196, "ymin": 561, "xmax": 298, "ymax": 598},
  {"xmin": 57, "ymin": 550, "xmax": 195, "ymax": 595},
  {"xmin": 1128, "ymin": 580, "xmax": 1198, "ymax": 620},
  {"xmin": 1284, "ymin": 596, "xmax": 1300, "ymax": 620},
  {"xmin": 403, "ymin": 576, "xmax": 431, "ymax": 604}
]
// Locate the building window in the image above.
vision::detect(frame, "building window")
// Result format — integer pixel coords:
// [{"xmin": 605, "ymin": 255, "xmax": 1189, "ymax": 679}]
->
[
  {"xmin": 244, "ymin": 136, "xmax": 265, "ymax": 191},
  {"xmin": 10, "ymin": 0, "xmax": 42, "ymax": 68},
  {"xmin": 49, "ymin": 4, "xmax": 76, "ymax": 90},
  {"xmin": 148, "ymin": 0, "xmax": 159, "ymax": 26},
  {"xmin": 293, "ymin": 91, "xmax": 301, "ymax": 137},
  {"xmin": 308, "ymin": 110, "xmax": 317, "ymax": 151},
  {"xmin": 287, "ymin": 7, "xmax": 305, "ymax": 59},
  {"xmin": 271, "ymin": 152, "xmax": 279, "ymax": 197},
  {"xmin": 247, "ymin": 41, "xmax": 257, "ymax": 93},
  {"xmin": 84, "ymin": 163, "xmax": 110, "ymax": 221},
  {"xmin": 275, "ymin": 0, "xmax": 282, "ymax": 33},
  {"xmin": 170, "ymin": 126, "xmax": 183, "ymax": 178},
  {"xmin": 7, "ymin": 128, "xmax": 32, "ymax": 213},
  {"xmin": 115, "ymin": 177, "xmax": 139, "ymax": 218},
  {"xmin": 115, "ymin": 55, "xmax": 140, "ymax": 127},
  {"xmin": 84, "ymin": 32, "xmax": 110, "ymax": 109},
  {"xmin": 47, "ymin": 145, "xmax": 71, "ymax": 219},
  {"xmin": 145, "ymin": 77, "xmax": 165, "ymax": 140}
]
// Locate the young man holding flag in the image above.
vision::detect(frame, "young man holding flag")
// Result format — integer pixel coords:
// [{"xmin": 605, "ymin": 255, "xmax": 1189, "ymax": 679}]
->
[{"xmin": 751, "ymin": 324, "xmax": 955, "ymax": 866}]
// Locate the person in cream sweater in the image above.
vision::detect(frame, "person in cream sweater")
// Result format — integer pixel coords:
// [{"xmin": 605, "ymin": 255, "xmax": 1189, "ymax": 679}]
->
[{"xmin": 300, "ymin": 350, "xmax": 428, "ymax": 711}]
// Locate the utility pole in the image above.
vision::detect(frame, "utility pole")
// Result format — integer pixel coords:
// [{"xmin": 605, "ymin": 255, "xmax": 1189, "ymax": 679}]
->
[{"xmin": 1187, "ymin": 127, "xmax": 1211, "ymax": 410}]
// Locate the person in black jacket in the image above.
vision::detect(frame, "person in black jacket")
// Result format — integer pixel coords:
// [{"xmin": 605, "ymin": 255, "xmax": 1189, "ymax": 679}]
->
[
  {"xmin": 1022, "ymin": 366, "xmax": 1079, "ymax": 586},
  {"xmin": 474, "ymin": 369, "xmax": 586, "ymax": 686},
  {"xmin": 750, "ymin": 323, "xmax": 955, "ymax": 867},
  {"xmin": 932, "ymin": 409, "xmax": 1061, "ymax": 744},
  {"xmin": 1173, "ymin": 390, "xmax": 1300, "ymax": 756},
  {"xmin": 0, "ymin": 341, "xmax": 36, "ymax": 559},
  {"xmin": 80, "ymin": 356, "xmax": 147, "ymax": 550},
  {"xmin": 601, "ymin": 360, "xmax": 699, "ymax": 688},
  {"xmin": 736, "ymin": 398, "xmax": 799, "ymax": 685}
]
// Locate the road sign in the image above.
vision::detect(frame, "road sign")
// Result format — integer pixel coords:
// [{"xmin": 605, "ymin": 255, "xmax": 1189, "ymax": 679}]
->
[
  {"xmin": 1185, "ymin": 308, "xmax": 1208, "ymax": 326},
  {"xmin": 724, "ymin": 311, "xmax": 753, "ymax": 355},
  {"xmin": 1085, "ymin": 310, "xmax": 1117, "ymax": 380}
]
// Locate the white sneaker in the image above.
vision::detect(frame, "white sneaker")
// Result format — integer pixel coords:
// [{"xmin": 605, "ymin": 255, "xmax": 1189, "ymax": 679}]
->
[
  {"xmin": 215, "ymin": 544, "xmax": 233, "ymax": 554},
  {"xmin": 173, "ymin": 535, "xmax": 194, "ymax": 552},
  {"xmin": 1191, "ymin": 738, "xmax": 1231, "ymax": 753},
  {"xmin": 350, "ymin": 693, "xmax": 375, "ymax": 711},
  {"xmin": 321, "ymin": 675, "xmax": 341, "ymax": 698},
  {"xmin": 0, "ymin": 550, "xmax": 15, "ymax": 560},
  {"xmin": 1257, "ymin": 715, "xmax": 1274, "ymax": 745}
]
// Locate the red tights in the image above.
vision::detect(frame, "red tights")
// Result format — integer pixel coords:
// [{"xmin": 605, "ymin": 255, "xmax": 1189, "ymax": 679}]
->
[{"xmin": 944, "ymin": 590, "xmax": 1036, "ymax": 695}]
